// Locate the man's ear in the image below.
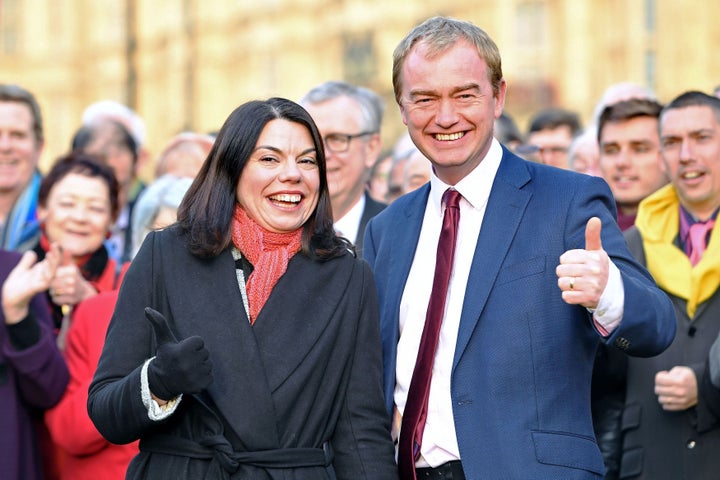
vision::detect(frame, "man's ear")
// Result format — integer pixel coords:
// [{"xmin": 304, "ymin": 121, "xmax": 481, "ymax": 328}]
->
[
  {"xmin": 364, "ymin": 133, "xmax": 383, "ymax": 170},
  {"xmin": 658, "ymin": 151, "xmax": 668, "ymax": 177},
  {"xmin": 494, "ymin": 78, "xmax": 507, "ymax": 119},
  {"xmin": 399, "ymin": 103, "xmax": 409, "ymax": 127},
  {"xmin": 36, "ymin": 205, "xmax": 47, "ymax": 224},
  {"xmin": 133, "ymin": 148, "xmax": 149, "ymax": 177},
  {"xmin": 32, "ymin": 140, "xmax": 45, "ymax": 169}
]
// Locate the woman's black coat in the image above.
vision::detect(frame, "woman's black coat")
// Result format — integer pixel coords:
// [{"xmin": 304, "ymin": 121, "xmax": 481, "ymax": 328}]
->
[{"xmin": 88, "ymin": 226, "xmax": 397, "ymax": 479}]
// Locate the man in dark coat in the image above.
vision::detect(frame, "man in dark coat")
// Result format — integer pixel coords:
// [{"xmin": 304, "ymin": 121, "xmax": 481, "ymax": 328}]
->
[
  {"xmin": 702, "ymin": 332, "xmax": 720, "ymax": 418},
  {"xmin": 619, "ymin": 91, "xmax": 720, "ymax": 479}
]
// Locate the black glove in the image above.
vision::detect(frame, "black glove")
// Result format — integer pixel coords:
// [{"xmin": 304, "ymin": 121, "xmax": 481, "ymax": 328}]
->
[{"xmin": 145, "ymin": 307, "xmax": 213, "ymax": 401}]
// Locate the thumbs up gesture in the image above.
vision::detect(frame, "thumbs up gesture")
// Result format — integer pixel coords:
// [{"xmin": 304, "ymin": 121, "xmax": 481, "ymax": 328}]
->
[
  {"xmin": 556, "ymin": 217, "xmax": 610, "ymax": 309},
  {"xmin": 49, "ymin": 247, "xmax": 95, "ymax": 306},
  {"xmin": 145, "ymin": 307, "xmax": 213, "ymax": 401}
]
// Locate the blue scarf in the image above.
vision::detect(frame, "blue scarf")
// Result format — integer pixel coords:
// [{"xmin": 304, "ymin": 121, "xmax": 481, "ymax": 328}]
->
[{"xmin": 1, "ymin": 170, "xmax": 41, "ymax": 251}]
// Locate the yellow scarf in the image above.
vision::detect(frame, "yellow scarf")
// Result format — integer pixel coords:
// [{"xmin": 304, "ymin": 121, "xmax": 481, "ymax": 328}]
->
[{"xmin": 635, "ymin": 184, "xmax": 720, "ymax": 318}]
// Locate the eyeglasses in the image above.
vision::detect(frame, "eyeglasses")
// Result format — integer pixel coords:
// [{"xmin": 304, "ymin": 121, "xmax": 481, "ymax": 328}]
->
[
  {"xmin": 323, "ymin": 131, "xmax": 376, "ymax": 153},
  {"xmin": 516, "ymin": 144, "xmax": 569, "ymax": 157}
]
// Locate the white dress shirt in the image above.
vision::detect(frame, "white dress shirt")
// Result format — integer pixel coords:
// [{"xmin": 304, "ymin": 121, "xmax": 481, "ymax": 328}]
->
[
  {"xmin": 394, "ymin": 139, "xmax": 624, "ymax": 467},
  {"xmin": 334, "ymin": 194, "xmax": 365, "ymax": 244}
]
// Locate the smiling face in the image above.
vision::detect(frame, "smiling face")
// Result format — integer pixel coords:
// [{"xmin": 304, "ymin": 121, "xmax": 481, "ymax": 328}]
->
[
  {"xmin": 302, "ymin": 95, "xmax": 380, "ymax": 219},
  {"xmin": 37, "ymin": 172, "xmax": 113, "ymax": 259},
  {"xmin": 599, "ymin": 116, "xmax": 667, "ymax": 214},
  {"xmin": 0, "ymin": 101, "xmax": 42, "ymax": 202},
  {"xmin": 569, "ymin": 131, "xmax": 601, "ymax": 177},
  {"xmin": 236, "ymin": 119, "xmax": 320, "ymax": 233},
  {"xmin": 660, "ymin": 105, "xmax": 720, "ymax": 220},
  {"xmin": 525, "ymin": 126, "xmax": 574, "ymax": 169},
  {"xmin": 80, "ymin": 121, "xmax": 137, "ymax": 205},
  {"xmin": 398, "ymin": 39, "xmax": 506, "ymax": 185}
]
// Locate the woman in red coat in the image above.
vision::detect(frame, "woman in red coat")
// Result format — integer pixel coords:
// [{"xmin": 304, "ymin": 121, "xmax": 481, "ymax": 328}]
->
[
  {"xmin": 29, "ymin": 151, "xmax": 122, "ymax": 479},
  {"xmin": 30, "ymin": 152, "xmax": 122, "ymax": 346},
  {"xmin": 45, "ymin": 291, "xmax": 138, "ymax": 480},
  {"xmin": 44, "ymin": 173, "xmax": 194, "ymax": 480}
]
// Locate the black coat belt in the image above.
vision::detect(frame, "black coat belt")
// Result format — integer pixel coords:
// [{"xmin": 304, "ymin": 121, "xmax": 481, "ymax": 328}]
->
[{"xmin": 141, "ymin": 433, "xmax": 333, "ymax": 478}]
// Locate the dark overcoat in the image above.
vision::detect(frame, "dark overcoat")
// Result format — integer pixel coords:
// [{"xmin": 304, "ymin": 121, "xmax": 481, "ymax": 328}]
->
[
  {"xmin": 88, "ymin": 226, "xmax": 397, "ymax": 479},
  {"xmin": 619, "ymin": 227, "xmax": 720, "ymax": 479},
  {"xmin": 354, "ymin": 192, "xmax": 386, "ymax": 256}
]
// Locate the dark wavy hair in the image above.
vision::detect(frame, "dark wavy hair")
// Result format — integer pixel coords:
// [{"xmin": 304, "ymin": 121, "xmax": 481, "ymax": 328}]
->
[
  {"xmin": 177, "ymin": 97, "xmax": 350, "ymax": 260},
  {"xmin": 39, "ymin": 151, "xmax": 121, "ymax": 222}
]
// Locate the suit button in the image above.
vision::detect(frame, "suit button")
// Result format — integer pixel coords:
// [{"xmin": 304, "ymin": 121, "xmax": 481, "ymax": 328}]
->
[
  {"xmin": 614, "ymin": 337, "xmax": 631, "ymax": 350},
  {"xmin": 686, "ymin": 440, "xmax": 696, "ymax": 449}
]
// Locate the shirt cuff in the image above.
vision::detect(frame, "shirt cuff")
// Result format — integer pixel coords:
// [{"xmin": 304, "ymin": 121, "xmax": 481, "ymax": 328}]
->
[
  {"xmin": 588, "ymin": 260, "xmax": 624, "ymax": 337},
  {"xmin": 141, "ymin": 357, "xmax": 182, "ymax": 420}
]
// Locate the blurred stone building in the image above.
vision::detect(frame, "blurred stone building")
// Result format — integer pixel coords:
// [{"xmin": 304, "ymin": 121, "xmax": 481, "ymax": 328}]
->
[{"xmin": 2, "ymin": 0, "xmax": 719, "ymax": 175}]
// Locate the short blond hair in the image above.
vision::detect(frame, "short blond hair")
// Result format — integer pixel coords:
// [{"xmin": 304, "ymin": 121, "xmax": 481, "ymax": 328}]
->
[{"xmin": 392, "ymin": 16, "xmax": 503, "ymax": 104}]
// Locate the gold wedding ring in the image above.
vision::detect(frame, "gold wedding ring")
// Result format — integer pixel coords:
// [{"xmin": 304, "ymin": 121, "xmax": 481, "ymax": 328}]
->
[{"xmin": 569, "ymin": 277, "xmax": 575, "ymax": 290}]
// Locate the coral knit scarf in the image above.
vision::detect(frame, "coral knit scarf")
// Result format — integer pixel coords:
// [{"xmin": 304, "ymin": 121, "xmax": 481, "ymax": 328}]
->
[{"xmin": 231, "ymin": 205, "xmax": 302, "ymax": 323}]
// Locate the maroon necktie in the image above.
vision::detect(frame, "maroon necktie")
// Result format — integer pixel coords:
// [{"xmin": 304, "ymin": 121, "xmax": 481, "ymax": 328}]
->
[{"xmin": 398, "ymin": 188, "xmax": 462, "ymax": 480}]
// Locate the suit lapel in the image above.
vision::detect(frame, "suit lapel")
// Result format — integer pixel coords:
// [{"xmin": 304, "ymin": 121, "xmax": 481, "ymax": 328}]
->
[
  {"xmin": 454, "ymin": 152, "xmax": 532, "ymax": 366},
  {"xmin": 386, "ymin": 187, "xmax": 430, "ymax": 326}
]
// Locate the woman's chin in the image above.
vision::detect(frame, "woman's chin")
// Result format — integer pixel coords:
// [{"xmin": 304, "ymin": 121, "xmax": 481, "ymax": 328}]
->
[{"xmin": 58, "ymin": 242, "xmax": 101, "ymax": 259}]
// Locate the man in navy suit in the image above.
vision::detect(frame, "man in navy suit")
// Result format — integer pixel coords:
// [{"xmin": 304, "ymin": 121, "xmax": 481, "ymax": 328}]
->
[{"xmin": 363, "ymin": 16, "xmax": 676, "ymax": 480}]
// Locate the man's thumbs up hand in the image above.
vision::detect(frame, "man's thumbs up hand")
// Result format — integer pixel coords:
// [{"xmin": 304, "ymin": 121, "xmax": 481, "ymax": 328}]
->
[
  {"xmin": 146, "ymin": 307, "xmax": 213, "ymax": 401},
  {"xmin": 556, "ymin": 217, "xmax": 610, "ymax": 309},
  {"xmin": 585, "ymin": 216, "xmax": 603, "ymax": 251}
]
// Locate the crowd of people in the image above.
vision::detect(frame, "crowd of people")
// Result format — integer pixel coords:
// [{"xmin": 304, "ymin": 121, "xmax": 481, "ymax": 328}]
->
[{"xmin": 2, "ymin": 14, "xmax": 720, "ymax": 480}]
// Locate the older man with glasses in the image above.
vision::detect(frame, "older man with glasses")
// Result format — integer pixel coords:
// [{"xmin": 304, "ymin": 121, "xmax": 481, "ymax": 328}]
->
[{"xmin": 301, "ymin": 80, "xmax": 387, "ymax": 254}]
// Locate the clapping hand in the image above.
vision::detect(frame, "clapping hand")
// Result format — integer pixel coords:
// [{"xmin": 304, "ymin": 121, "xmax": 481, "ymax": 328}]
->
[{"xmin": 2, "ymin": 244, "xmax": 61, "ymax": 324}]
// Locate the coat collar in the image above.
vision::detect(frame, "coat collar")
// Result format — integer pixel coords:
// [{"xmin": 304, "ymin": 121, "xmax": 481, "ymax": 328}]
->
[{"xmin": 177, "ymin": 250, "xmax": 357, "ymax": 447}]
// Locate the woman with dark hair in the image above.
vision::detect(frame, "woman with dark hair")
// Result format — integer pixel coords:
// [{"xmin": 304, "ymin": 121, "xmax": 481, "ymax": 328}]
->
[
  {"xmin": 32, "ymin": 152, "xmax": 121, "ymax": 338},
  {"xmin": 88, "ymin": 98, "xmax": 397, "ymax": 479},
  {"xmin": 13, "ymin": 151, "xmax": 119, "ymax": 479}
]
